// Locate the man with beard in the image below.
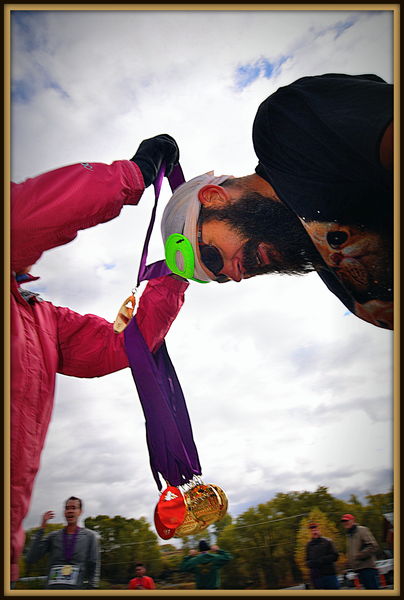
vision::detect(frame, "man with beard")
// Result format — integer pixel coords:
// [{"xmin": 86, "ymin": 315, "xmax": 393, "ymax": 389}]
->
[
  {"xmin": 305, "ymin": 522, "xmax": 340, "ymax": 589},
  {"xmin": 161, "ymin": 73, "xmax": 393, "ymax": 329}
]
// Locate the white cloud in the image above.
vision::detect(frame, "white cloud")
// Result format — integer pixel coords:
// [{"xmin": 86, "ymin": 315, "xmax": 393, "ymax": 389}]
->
[{"xmin": 9, "ymin": 8, "xmax": 394, "ymax": 537}]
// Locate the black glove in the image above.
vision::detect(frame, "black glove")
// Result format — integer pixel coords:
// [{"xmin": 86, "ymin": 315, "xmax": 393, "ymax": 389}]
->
[{"xmin": 131, "ymin": 134, "xmax": 179, "ymax": 188}]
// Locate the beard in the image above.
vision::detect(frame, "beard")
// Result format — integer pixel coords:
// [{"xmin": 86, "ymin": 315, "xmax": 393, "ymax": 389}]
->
[{"xmin": 201, "ymin": 191, "xmax": 322, "ymax": 277}]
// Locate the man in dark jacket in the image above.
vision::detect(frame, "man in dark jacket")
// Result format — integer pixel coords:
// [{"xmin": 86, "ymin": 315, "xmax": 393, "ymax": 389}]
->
[{"xmin": 305, "ymin": 522, "xmax": 340, "ymax": 589}]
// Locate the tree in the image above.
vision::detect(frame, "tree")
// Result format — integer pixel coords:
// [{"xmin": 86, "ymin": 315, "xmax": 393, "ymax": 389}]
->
[
  {"xmin": 360, "ymin": 490, "xmax": 393, "ymax": 557},
  {"xmin": 175, "ymin": 528, "xmax": 214, "ymax": 552},
  {"xmin": 158, "ymin": 545, "xmax": 184, "ymax": 584},
  {"xmin": 19, "ymin": 486, "xmax": 392, "ymax": 589},
  {"xmin": 21, "ymin": 523, "xmax": 64, "ymax": 578},
  {"xmin": 212, "ymin": 513, "xmax": 232, "ymax": 539},
  {"xmin": 85, "ymin": 515, "xmax": 162, "ymax": 583},
  {"xmin": 217, "ymin": 487, "xmax": 353, "ymax": 589},
  {"xmin": 216, "ymin": 522, "xmax": 247, "ymax": 589}
]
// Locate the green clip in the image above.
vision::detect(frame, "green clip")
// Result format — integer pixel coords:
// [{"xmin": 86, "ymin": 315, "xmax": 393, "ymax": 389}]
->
[{"xmin": 165, "ymin": 234, "xmax": 208, "ymax": 283}]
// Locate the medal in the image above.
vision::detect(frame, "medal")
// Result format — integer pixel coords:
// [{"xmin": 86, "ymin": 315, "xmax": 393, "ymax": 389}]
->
[
  {"xmin": 117, "ymin": 164, "xmax": 229, "ymax": 540},
  {"xmin": 113, "ymin": 295, "xmax": 136, "ymax": 333},
  {"xmin": 152, "ymin": 477, "xmax": 229, "ymax": 539},
  {"xmin": 174, "ymin": 506, "xmax": 204, "ymax": 537},
  {"xmin": 185, "ymin": 484, "xmax": 223, "ymax": 527},
  {"xmin": 61, "ymin": 565, "xmax": 73, "ymax": 576},
  {"xmin": 209, "ymin": 484, "xmax": 228, "ymax": 517}
]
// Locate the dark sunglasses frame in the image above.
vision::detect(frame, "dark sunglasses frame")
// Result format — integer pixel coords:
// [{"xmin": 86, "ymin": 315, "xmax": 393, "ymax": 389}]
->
[{"xmin": 197, "ymin": 216, "xmax": 229, "ymax": 283}]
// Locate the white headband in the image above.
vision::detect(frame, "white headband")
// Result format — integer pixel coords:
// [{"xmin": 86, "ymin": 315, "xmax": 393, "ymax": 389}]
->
[{"xmin": 161, "ymin": 172, "xmax": 230, "ymax": 281}]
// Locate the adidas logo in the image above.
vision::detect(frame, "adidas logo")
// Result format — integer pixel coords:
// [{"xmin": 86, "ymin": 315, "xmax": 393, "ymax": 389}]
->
[{"xmin": 164, "ymin": 491, "xmax": 178, "ymax": 502}]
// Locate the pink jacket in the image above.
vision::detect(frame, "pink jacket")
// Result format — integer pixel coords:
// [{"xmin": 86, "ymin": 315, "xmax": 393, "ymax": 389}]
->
[{"xmin": 10, "ymin": 160, "xmax": 188, "ymax": 582}]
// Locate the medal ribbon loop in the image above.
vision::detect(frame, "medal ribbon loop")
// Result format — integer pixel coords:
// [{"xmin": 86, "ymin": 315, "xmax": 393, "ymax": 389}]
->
[{"xmin": 124, "ymin": 164, "xmax": 202, "ymax": 490}]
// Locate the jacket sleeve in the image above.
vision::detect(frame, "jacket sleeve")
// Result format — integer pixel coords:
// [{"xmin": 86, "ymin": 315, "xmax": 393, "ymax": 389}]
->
[
  {"xmin": 85, "ymin": 531, "xmax": 100, "ymax": 589},
  {"xmin": 25, "ymin": 529, "xmax": 51, "ymax": 564},
  {"xmin": 135, "ymin": 275, "xmax": 189, "ymax": 353},
  {"xmin": 56, "ymin": 275, "xmax": 189, "ymax": 377},
  {"xmin": 11, "ymin": 160, "xmax": 144, "ymax": 274},
  {"xmin": 305, "ymin": 543, "xmax": 312, "ymax": 566},
  {"xmin": 56, "ymin": 307, "xmax": 129, "ymax": 377},
  {"xmin": 180, "ymin": 556, "xmax": 195, "ymax": 572},
  {"xmin": 318, "ymin": 539, "xmax": 339, "ymax": 564},
  {"xmin": 212, "ymin": 550, "xmax": 233, "ymax": 565},
  {"xmin": 356, "ymin": 527, "xmax": 379, "ymax": 560}
]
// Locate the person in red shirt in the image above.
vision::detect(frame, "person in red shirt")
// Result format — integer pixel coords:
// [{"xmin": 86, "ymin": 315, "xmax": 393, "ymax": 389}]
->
[{"xmin": 128, "ymin": 563, "xmax": 156, "ymax": 590}]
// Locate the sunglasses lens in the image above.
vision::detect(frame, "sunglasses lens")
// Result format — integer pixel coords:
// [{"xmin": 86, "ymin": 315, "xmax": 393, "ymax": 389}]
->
[{"xmin": 200, "ymin": 246, "xmax": 224, "ymax": 275}]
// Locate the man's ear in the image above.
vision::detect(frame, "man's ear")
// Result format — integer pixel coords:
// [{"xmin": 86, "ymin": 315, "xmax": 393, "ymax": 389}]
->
[{"xmin": 198, "ymin": 184, "xmax": 231, "ymax": 208}]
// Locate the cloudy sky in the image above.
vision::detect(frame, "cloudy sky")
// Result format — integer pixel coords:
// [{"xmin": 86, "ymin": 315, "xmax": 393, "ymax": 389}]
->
[{"xmin": 9, "ymin": 8, "xmax": 395, "ymax": 537}]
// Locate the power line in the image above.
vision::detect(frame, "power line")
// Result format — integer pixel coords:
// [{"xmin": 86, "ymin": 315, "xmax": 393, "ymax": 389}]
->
[{"xmin": 232, "ymin": 512, "xmax": 308, "ymax": 530}]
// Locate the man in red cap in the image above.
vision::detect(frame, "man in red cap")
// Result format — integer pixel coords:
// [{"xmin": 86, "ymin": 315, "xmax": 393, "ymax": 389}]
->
[
  {"xmin": 341, "ymin": 514, "xmax": 380, "ymax": 589},
  {"xmin": 305, "ymin": 522, "xmax": 340, "ymax": 589}
]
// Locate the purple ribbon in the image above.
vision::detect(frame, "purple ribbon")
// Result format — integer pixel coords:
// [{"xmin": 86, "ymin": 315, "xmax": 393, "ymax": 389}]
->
[
  {"xmin": 137, "ymin": 164, "xmax": 185, "ymax": 286},
  {"xmin": 124, "ymin": 319, "xmax": 201, "ymax": 489},
  {"xmin": 63, "ymin": 527, "xmax": 80, "ymax": 562},
  {"xmin": 125, "ymin": 163, "xmax": 202, "ymax": 490}
]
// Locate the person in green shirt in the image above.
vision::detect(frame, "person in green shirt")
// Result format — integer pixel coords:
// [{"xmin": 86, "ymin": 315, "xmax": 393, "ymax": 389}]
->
[{"xmin": 180, "ymin": 540, "xmax": 233, "ymax": 589}]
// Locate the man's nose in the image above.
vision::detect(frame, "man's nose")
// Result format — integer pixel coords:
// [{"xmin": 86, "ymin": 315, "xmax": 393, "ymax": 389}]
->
[{"xmin": 221, "ymin": 258, "xmax": 242, "ymax": 282}]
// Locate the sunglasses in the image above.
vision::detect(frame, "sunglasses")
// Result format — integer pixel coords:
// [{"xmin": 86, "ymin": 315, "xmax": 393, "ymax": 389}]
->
[{"xmin": 197, "ymin": 216, "xmax": 229, "ymax": 283}]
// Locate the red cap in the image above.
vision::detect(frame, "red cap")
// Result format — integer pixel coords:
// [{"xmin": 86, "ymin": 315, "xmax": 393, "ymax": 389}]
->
[
  {"xmin": 154, "ymin": 506, "xmax": 176, "ymax": 540},
  {"xmin": 156, "ymin": 486, "xmax": 186, "ymax": 528},
  {"xmin": 341, "ymin": 513, "xmax": 355, "ymax": 521}
]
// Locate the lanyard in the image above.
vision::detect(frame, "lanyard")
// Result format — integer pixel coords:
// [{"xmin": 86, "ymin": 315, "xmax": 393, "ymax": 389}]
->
[
  {"xmin": 124, "ymin": 163, "xmax": 202, "ymax": 490},
  {"xmin": 136, "ymin": 163, "xmax": 185, "ymax": 287},
  {"xmin": 63, "ymin": 527, "xmax": 80, "ymax": 562}
]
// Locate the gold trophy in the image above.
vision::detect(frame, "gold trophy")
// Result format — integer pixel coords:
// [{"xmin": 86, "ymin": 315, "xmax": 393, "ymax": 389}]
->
[{"xmin": 173, "ymin": 479, "xmax": 228, "ymax": 537}]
